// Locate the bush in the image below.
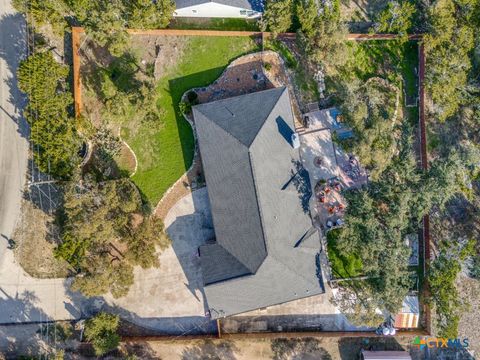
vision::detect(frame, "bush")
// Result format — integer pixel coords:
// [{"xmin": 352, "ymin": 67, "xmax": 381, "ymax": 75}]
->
[
  {"xmin": 17, "ymin": 51, "xmax": 80, "ymax": 180},
  {"xmin": 179, "ymin": 101, "xmax": 192, "ymax": 114},
  {"xmin": 38, "ymin": 322, "xmax": 73, "ymax": 342},
  {"xmin": 428, "ymin": 239, "xmax": 475, "ymax": 338},
  {"xmin": 470, "ymin": 255, "xmax": 480, "ymax": 279},
  {"xmin": 187, "ymin": 90, "xmax": 199, "ymax": 104},
  {"xmin": 84, "ymin": 313, "xmax": 120, "ymax": 356}
]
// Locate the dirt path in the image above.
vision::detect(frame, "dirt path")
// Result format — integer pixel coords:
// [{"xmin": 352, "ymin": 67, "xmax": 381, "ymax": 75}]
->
[{"xmin": 119, "ymin": 336, "xmax": 424, "ymax": 360}]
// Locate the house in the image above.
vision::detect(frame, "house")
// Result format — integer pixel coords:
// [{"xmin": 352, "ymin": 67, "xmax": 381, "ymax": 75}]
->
[
  {"xmin": 193, "ymin": 87, "xmax": 324, "ymax": 319},
  {"xmin": 173, "ymin": 0, "xmax": 263, "ymax": 18}
]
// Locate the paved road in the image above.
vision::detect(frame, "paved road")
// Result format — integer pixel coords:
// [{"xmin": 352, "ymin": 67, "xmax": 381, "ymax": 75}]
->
[
  {"xmin": 0, "ymin": 2, "xmax": 94, "ymax": 326},
  {"xmin": 0, "ymin": 0, "xmax": 29, "ymax": 265}
]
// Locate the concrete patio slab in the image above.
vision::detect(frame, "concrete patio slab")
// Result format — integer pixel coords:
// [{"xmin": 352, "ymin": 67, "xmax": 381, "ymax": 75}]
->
[{"xmin": 299, "ymin": 129, "xmax": 339, "ymax": 182}]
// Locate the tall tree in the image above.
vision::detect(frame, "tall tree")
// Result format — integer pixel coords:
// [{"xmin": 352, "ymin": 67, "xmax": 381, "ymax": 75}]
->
[
  {"xmin": 82, "ymin": 0, "xmax": 130, "ymax": 56},
  {"xmin": 263, "ymin": 0, "xmax": 293, "ymax": 36},
  {"xmin": 338, "ymin": 79, "xmax": 400, "ymax": 179},
  {"xmin": 12, "ymin": 0, "xmax": 68, "ymax": 33},
  {"xmin": 332, "ymin": 128, "xmax": 474, "ymax": 325},
  {"xmin": 127, "ymin": 0, "xmax": 175, "ymax": 29},
  {"xmin": 17, "ymin": 52, "xmax": 80, "ymax": 180},
  {"xmin": 424, "ymin": 0, "xmax": 476, "ymax": 121},
  {"xmin": 55, "ymin": 176, "xmax": 169, "ymax": 297},
  {"xmin": 428, "ymin": 238, "xmax": 475, "ymax": 338},
  {"xmin": 296, "ymin": 0, "xmax": 347, "ymax": 69},
  {"xmin": 375, "ymin": 1, "xmax": 416, "ymax": 41}
]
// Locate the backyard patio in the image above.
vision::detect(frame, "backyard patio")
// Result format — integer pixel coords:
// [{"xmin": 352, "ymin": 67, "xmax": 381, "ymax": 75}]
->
[{"xmin": 299, "ymin": 108, "xmax": 368, "ymax": 232}]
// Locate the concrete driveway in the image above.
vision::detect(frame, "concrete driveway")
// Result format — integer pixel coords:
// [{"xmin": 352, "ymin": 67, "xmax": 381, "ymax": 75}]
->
[
  {"xmin": 103, "ymin": 187, "xmax": 216, "ymax": 334},
  {"xmin": 0, "ymin": 186, "xmax": 216, "ymax": 337}
]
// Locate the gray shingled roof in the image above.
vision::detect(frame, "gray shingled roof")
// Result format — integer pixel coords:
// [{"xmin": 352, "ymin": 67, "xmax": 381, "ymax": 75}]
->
[
  {"xmin": 175, "ymin": 0, "xmax": 264, "ymax": 12},
  {"xmin": 193, "ymin": 87, "xmax": 324, "ymax": 318}
]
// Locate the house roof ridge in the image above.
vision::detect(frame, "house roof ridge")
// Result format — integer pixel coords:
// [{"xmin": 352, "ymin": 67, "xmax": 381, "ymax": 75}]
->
[
  {"xmin": 247, "ymin": 86, "xmax": 288, "ymax": 147},
  {"xmin": 194, "ymin": 106, "xmax": 249, "ymax": 150}
]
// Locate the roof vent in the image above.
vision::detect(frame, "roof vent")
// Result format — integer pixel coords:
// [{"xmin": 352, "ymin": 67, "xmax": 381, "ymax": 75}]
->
[{"xmin": 291, "ymin": 132, "xmax": 300, "ymax": 149}]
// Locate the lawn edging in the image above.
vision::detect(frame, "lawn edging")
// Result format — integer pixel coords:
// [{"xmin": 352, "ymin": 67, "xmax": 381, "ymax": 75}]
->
[
  {"xmin": 153, "ymin": 100, "xmax": 199, "ymax": 220},
  {"xmin": 118, "ymin": 128, "xmax": 138, "ymax": 178}
]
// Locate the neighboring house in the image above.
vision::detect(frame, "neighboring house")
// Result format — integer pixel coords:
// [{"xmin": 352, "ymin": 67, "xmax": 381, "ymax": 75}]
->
[
  {"xmin": 361, "ymin": 350, "xmax": 412, "ymax": 360},
  {"xmin": 193, "ymin": 87, "xmax": 324, "ymax": 319},
  {"xmin": 173, "ymin": 0, "xmax": 263, "ymax": 18}
]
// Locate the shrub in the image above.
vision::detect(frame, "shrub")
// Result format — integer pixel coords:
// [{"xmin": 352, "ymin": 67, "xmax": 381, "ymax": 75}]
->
[
  {"xmin": 179, "ymin": 101, "xmax": 192, "ymax": 114},
  {"xmin": 17, "ymin": 51, "xmax": 80, "ymax": 180},
  {"xmin": 470, "ymin": 255, "xmax": 480, "ymax": 279},
  {"xmin": 428, "ymin": 239, "xmax": 475, "ymax": 338},
  {"xmin": 187, "ymin": 90, "xmax": 199, "ymax": 104},
  {"xmin": 84, "ymin": 313, "xmax": 120, "ymax": 356}
]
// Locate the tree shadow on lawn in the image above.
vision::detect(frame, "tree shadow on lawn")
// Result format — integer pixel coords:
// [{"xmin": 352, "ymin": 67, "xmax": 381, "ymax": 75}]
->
[{"xmin": 168, "ymin": 67, "xmax": 225, "ymax": 172}]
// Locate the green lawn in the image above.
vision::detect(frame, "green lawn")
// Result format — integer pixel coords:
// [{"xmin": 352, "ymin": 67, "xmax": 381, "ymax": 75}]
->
[
  {"xmin": 124, "ymin": 36, "xmax": 260, "ymax": 205},
  {"xmin": 169, "ymin": 17, "xmax": 260, "ymax": 31},
  {"xmin": 341, "ymin": 40, "xmax": 418, "ymax": 88},
  {"xmin": 326, "ymin": 229, "xmax": 363, "ymax": 279}
]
